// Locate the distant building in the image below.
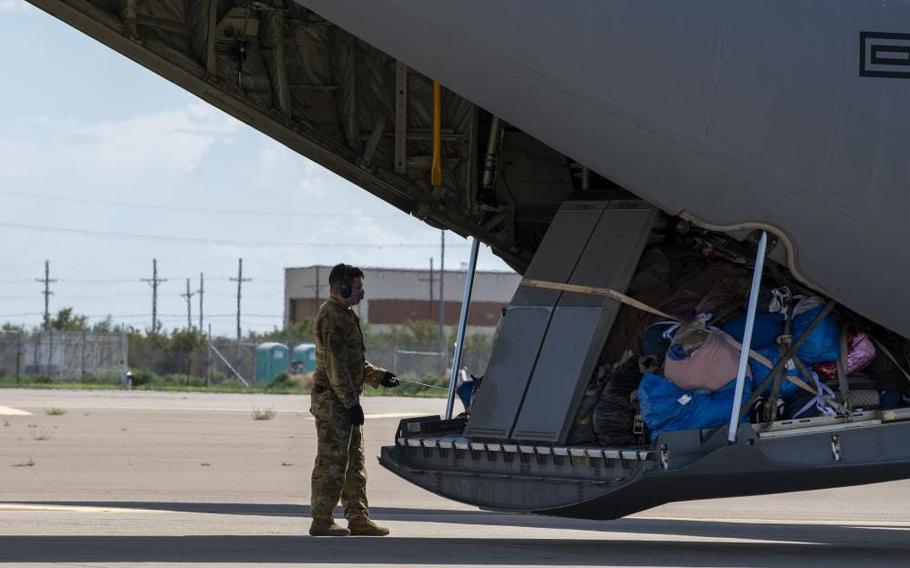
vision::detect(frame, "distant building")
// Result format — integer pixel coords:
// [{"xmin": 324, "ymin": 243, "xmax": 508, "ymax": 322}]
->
[{"xmin": 284, "ymin": 266, "xmax": 521, "ymax": 334}]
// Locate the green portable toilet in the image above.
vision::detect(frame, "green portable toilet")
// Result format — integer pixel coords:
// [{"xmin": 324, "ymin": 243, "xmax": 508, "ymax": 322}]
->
[
  {"xmin": 254, "ymin": 342, "xmax": 289, "ymax": 384},
  {"xmin": 291, "ymin": 343, "xmax": 317, "ymax": 374}
]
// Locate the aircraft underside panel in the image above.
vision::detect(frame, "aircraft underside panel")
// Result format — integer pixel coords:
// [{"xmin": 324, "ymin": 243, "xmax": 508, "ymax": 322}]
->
[
  {"xmin": 465, "ymin": 200, "xmax": 656, "ymax": 443},
  {"xmin": 24, "ymin": 0, "xmax": 560, "ymax": 270},
  {"xmin": 300, "ymin": 0, "xmax": 910, "ymax": 339}
]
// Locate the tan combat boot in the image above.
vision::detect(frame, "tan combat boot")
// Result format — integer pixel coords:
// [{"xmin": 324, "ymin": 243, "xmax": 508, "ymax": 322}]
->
[
  {"xmin": 347, "ymin": 519, "xmax": 390, "ymax": 536},
  {"xmin": 309, "ymin": 520, "xmax": 350, "ymax": 537}
]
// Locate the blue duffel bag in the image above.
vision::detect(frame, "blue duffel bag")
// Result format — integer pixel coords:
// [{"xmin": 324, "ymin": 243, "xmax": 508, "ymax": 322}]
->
[
  {"xmin": 748, "ymin": 345, "xmax": 802, "ymax": 398},
  {"xmin": 790, "ymin": 298, "xmax": 840, "ymax": 364},
  {"xmin": 637, "ymin": 372, "xmax": 751, "ymax": 441},
  {"xmin": 721, "ymin": 312, "xmax": 785, "ymax": 349}
]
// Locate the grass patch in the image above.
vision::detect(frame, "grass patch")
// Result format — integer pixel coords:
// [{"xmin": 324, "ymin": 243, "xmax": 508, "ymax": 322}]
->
[
  {"xmin": 251, "ymin": 407, "xmax": 276, "ymax": 421},
  {"xmin": 0, "ymin": 371, "xmax": 451, "ymax": 398},
  {"xmin": 44, "ymin": 407, "xmax": 67, "ymax": 416}
]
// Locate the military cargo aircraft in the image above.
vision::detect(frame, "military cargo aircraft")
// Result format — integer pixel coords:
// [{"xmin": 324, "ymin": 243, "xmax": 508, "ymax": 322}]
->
[{"xmin": 24, "ymin": 0, "xmax": 910, "ymax": 518}]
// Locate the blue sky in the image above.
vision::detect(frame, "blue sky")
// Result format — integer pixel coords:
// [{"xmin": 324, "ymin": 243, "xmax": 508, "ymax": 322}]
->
[{"xmin": 0, "ymin": 3, "xmax": 511, "ymax": 336}]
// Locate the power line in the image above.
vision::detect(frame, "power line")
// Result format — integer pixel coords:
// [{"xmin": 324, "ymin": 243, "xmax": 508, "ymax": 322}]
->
[
  {"xmin": 0, "ymin": 312, "xmax": 44, "ymax": 318},
  {"xmin": 0, "ymin": 312, "xmax": 281, "ymax": 320},
  {"xmin": 204, "ymin": 313, "xmax": 282, "ymax": 318},
  {"xmin": 0, "ymin": 189, "xmax": 400, "ymax": 219},
  {"xmin": 58, "ymin": 278, "xmax": 152, "ymax": 284},
  {"xmin": 14, "ymin": 258, "xmax": 284, "ymax": 269},
  {"xmin": 0, "ymin": 292, "xmax": 150, "ymax": 300},
  {"xmin": 0, "ymin": 220, "xmax": 468, "ymax": 249}
]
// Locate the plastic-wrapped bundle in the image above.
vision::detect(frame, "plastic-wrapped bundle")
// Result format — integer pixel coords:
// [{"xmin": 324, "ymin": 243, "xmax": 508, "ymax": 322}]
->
[
  {"xmin": 663, "ymin": 328, "xmax": 748, "ymax": 392},
  {"xmin": 815, "ymin": 332, "xmax": 876, "ymax": 379}
]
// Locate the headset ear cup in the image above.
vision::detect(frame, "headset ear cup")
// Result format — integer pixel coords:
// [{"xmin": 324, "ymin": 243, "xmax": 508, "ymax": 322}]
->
[{"xmin": 340, "ymin": 280, "xmax": 352, "ymax": 299}]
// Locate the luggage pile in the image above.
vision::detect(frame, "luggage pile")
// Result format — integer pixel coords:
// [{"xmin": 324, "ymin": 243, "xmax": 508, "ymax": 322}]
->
[{"xmin": 578, "ymin": 229, "xmax": 910, "ymax": 446}]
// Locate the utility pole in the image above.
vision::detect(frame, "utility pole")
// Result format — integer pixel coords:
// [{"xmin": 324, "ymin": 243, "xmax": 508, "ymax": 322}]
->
[
  {"xmin": 438, "ymin": 230, "xmax": 446, "ymax": 372},
  {"xmin": 141, "ymin": 259, "xmax": 168, "ymax": 335},
  {"xmin": 230, "ymin": 258, "xmax": 252, "ymax": 345},
  {"xmin": 418, "ymin": 258, "xmax": 435, "ymax": 319},
  {"xmin": 35, "ymin": 260, "xmax": 57, "ymax": 330},
  {"xmin": 206, "ymin": 322, "xmax": 212, "ymax": 387},
  {"xmin": 198, "ymin": 273, "xmax": 204, "ymax": 331},
  {"xmin": 180, "ymin": 278, "xmax": 195, "ymax": 329}
]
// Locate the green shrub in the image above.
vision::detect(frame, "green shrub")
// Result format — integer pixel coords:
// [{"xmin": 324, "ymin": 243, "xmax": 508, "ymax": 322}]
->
[
  {"xmin": 266, "ymin": 372, "xmax": 292, "ymax": 389},
  {"xmin": 162, "ymin": 374, "xmax": 205, "ymax": 387},
  {"xmin": 129, "ymin": 369, "xmax": 156, "ymax": 387},
  {"xmin": 209, "ymin": 370, "xmax": 228, "ymax": 385}
]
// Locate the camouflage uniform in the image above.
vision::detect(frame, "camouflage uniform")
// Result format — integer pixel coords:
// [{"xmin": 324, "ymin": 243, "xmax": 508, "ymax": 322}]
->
[{"xmin": 310, "ymin": 298, "xmax": 387, "ymax": 525}]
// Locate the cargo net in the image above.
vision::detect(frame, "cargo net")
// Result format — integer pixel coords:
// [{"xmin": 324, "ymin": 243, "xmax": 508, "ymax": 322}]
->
[{"xmin": 0, "ymin": 331, "xmax": 126, "ymax": 382}]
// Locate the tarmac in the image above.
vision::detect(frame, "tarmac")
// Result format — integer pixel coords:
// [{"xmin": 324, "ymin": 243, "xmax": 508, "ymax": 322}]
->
[{"xmin": 1, "ymin": 388, "xmax": 909, "ymax": 567}]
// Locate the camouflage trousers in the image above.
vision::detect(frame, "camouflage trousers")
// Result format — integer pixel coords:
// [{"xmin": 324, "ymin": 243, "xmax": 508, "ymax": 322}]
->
[{"xmin": 309, "ymin": 387, "xmax": 369, "ymax": 524}]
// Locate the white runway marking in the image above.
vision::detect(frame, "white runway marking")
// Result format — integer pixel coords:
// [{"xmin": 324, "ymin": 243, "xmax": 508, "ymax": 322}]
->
[
  {"xmin": 633, "ymin": 514, "xmax": 910, "ymax": 528},
  {"xmin": 0, "ymin": 406, "xmax": 31, "ymax": 416},
  {"xmin": 0, "ymin": 503, "xmax": 167, "ymax": 514}
]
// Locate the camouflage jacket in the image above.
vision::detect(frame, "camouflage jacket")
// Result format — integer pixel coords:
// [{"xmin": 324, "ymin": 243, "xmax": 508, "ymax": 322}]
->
[{"xmin": 313, "ymin": 298, "xmax": 387, "ymax": 408}]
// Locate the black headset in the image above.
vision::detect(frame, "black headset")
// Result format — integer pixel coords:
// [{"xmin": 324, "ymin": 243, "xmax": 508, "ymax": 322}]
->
[{"xmin": 339, "ymin": 264, "xmax": 353, "ymax": 299}]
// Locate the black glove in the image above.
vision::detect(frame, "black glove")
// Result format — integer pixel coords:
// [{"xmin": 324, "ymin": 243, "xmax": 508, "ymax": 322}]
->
[
  {"xmin": 379, "ymin": 371, "xmax": 400, "ymax": 388},
  {"xmin": 350, "ymin": 404, "xmax": 365, "ymax": 426}
]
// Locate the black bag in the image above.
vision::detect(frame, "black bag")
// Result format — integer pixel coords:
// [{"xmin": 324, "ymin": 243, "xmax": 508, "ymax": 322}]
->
[{"xmin": 593, "ymin": 359, "xmax": 643, "ymax": 446}]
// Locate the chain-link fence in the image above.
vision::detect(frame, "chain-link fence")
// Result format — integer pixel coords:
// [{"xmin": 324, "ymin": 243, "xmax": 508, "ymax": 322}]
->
[
  {"xmin": 0, "ymin": 325, "xmax": 496, "ymax": 389},
  {"xmin": 179, "ymin": 333, "xmax": 494, "ymax": 387},
  {"xmin": 0, "ymin": 331, "xmax": 127, "ymax": 381},
  {"xmin": 201, "ymin": 335, "xmax": 496, "ymax": 386}
]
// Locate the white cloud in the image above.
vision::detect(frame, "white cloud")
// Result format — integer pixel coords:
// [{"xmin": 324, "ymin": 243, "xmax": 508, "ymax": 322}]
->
[
  {"xmin": 1, "ymin": 102, "xmax": 240, "ymax": 192},
  {"xmin": 254, "ymin": 137, "xmax": 340, "ymax": 202},
  {"xmin": 61, "ymin": 101, "xmax": 238, "ymax": 173}
]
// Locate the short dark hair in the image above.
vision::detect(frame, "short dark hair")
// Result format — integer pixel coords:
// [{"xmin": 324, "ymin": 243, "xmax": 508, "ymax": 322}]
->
[{"xmin": 328, "ymin": 263, "xmax": 363, "ymax": 289}]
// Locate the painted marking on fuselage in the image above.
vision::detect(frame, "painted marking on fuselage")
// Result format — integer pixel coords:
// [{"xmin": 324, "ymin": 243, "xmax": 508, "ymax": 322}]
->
[{"xmin": 861, "ymin": 32, "xmax": 910, "ymax": 78}]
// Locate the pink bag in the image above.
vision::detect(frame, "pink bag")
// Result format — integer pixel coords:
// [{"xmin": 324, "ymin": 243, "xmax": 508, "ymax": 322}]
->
[
  {"xmin": 663, "ymin": 328, "xmax": 748, "ymax": 391},
  {"xmin": 815, "ymin": 332, "xmax": 876, "ymax": 379}
]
